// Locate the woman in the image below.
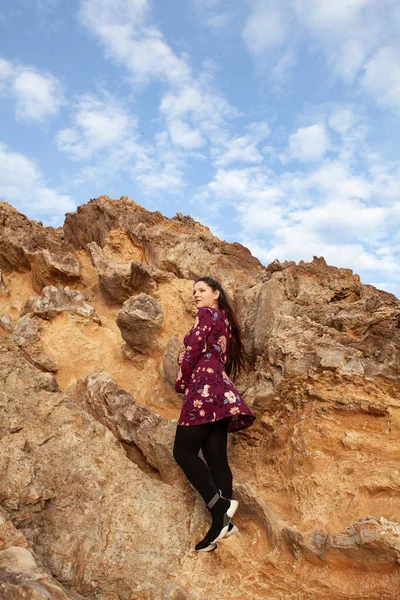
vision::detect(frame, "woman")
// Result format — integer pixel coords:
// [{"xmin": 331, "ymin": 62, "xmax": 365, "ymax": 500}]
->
[{"xmin": 173, "ymin": 276, "xmax": 255, "ymax": 552}]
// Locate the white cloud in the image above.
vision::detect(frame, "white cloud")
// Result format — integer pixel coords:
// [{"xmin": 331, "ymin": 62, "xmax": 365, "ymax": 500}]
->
[
  {"xmin": 0, "ymin": 57, "xmax": 64, "ymax": 122},
  {"xmin": 56, "ymin": 95, "xmax": 135, "ymax": 160},
  {"xmin": 195, "ymin": 111, "xmax": 400, "ymax": 288},
  {"xmin": 192, "ymin": 0, "xmax": 232, "ymax": 31},
  {"xmin": 0, "ymin": 142, "xmax": 75, "ymax": 222},
  {"xmin": 79, "ymin": 0, "xmax": 191, "ymax": 87},
  {"xmin": 214, "ymin": 121, "xmax": 270, "ymax": 166},
  {"xmin": 288, "ymin": 124, "xmax": 330, "ymax": 162},
  {"xmin": 168, "ymin": 118, "xmax": 206, "ymax": 150},
  {"xmin": 57, "ymin": 94, "xmax": 187, "ymax": 194},
  {"xmin": 361, "ymin": 46, "xmax": 400, "ymax": 112},
  {"xmin": 242, "ymin": 0, "xmax": 400, "ymax": 112},
  {"xmin": 243, "ymin": 0, "xmax": 288, "ymax": 55},
  {"xmin": 13, "ymin": 70, "xmax": 64, "ymax": 121}
]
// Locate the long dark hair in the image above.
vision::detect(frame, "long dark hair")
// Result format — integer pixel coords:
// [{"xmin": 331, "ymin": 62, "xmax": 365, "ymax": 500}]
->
[{"xmin": 195, "ymin": 276, "xmax": 244, "ymax": 380}]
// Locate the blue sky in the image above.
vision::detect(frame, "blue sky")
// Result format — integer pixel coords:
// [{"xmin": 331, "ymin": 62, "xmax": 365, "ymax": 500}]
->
[{"xmin": 1, "ymin": 0, "xmax": 400, "ymax": 297}]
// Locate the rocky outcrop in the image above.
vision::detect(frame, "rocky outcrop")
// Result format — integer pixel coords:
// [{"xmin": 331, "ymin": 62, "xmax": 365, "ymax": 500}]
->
[
  {"xmin": 0, "ymin": 340, "xmax": 191, "ymax": 600},
  {"xmin": 0, "ymin": 507, "xmax": 75, "ymax": 600},
  {"xmin": 241, "ymin": 257, "xmax": 400, "ymax": 382},
  {"xmin": 1, "ymin": 197, "xmax": 400, "ymax": 600},
  {"xmin": 26, "ymin": 248, "xmax": 81, "ymax": 294},
  {"xmin": 162, "ymin": 336, "xmax": 182, "ymax": 387},
  {"xmin": 116, "ymin": 293, "xmax": 164, "ymax": 352},
  {"xmin": 87, "ymin": 242, "xmax": 169, "ymax": 303},
  {"xmin": 74, "ymin": 371, "xmax": 180, "ymax": 484},
  {"xmin": 12, "ymin": 315, "xmax": 58, "ymax": 372},
  {"xmin": 0, "ymin": 201, "xmax": 81, "ymax": 293},
  {"xmin": 87, "ymin": 242, "xmax": 133, "ymax": 303},
  {"xmin": 63, "ymin": 196, "xmax": 265, "ymax": 288},
  {"xmin": 22, "ymin": 285, "xmax": 101, "ymax": 324}
]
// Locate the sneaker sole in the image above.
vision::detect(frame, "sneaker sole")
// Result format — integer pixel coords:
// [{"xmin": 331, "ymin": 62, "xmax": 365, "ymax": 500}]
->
[
  {"xmin": 211, "ymin": 500, "xmax": 239, "ymax": 543},
  {"xmin": 196, "ymin": 543, "xmax": 217, "ymax": 552},
  {"xmin": 222, "ymin": 524, "xmax": 238, "ymax": 540}
]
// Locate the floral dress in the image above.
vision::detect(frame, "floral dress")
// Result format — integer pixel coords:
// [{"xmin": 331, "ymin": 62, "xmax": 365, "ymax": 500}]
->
[{"xmin": 175, "ymin": 307, "xmax": 255, "ymax": 433}]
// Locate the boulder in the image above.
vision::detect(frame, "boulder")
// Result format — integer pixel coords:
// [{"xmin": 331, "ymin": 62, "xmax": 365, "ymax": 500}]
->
[
  {"xmin": 162, "ymin": 336, "xmax": 182, "ymax": 387},
  {"xmin": 12, "ymin": 315, "xmax": 58, "ymax": 373},
  {"xmin": 116, "ymin": 293, "xmax": 163, "ymax": 352},
  {"xmin": 12, "ymin": 315, "xmax": 40, "ymax": 348},
  {"xmin": 74, "ymin": 371, "xmax": 180, "ymax": 484},
  {"xmin": 22, "ymin": 285, "xmax": 101, "ymax": 324},
  {"xmin": 0, "ymin": 314, "xmax": 14, "ymax": 333}
]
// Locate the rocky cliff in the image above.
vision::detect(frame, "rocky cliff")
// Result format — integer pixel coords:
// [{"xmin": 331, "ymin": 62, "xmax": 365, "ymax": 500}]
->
[{"xmin": 0, "ymin": 196, "xmax": 399, "ymax": 600}]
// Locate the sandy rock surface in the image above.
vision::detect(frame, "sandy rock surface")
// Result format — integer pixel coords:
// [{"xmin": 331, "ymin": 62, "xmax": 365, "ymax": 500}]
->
[{"xmin": 0, "ymin": 196, "xmax": 399, "ymax": 599}]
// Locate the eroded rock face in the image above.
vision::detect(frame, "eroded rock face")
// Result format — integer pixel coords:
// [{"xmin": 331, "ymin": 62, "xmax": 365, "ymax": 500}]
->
[
  {"xmin": 74, "ymin": 371, "xmax": 180, "ymax": 484},
  {"xmin": 241, "ymin": 257, "xmax": 400, "ymax": 383},
  {"xmin": 0, "ymin": 507, "xmax": 74, "ymax": 600},
  {"xmin": 162, "ymin": 336, "xmax": 182, "ymax": 387},
  {"xmin": 1, "ymin": 198, "xmax": 400, "ymax": 599},
  {"xmin": 22, "ymin": 285, "xmax": 101, "ymax": 324},
  {"xmin": 12, "ymin": 315, "xmax": 58, "ymax": 372},
  {"xmin": 116, "ymin": 293, "xmax": 164, "ymax": 352},
  {"xmin": 63, "ymin": 196, "xmax": 265, "ymax": 289},
  {"xmin": 0, "ymin": 201, "xmax": 81, "ymax": 292},
  {"xmin": 0, "ymin": 340, "xmax": 190, "ymax": 600},
  {"xmin": 87, "ymin": 242, "xmax": 133, "ymax": 303}
]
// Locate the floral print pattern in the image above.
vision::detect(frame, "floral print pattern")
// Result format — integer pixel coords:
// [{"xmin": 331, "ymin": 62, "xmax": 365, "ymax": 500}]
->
[{"xmin": 175, "ymin": 307, "xmax": 255, "ymax": 433}]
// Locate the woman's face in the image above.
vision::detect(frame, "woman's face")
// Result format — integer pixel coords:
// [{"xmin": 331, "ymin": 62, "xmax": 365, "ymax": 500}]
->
[{"xmin": 193, "ymin": 281, "xmax": 220, "ymax": 309}]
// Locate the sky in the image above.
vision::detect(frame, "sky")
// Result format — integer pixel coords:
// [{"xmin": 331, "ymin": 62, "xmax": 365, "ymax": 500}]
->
[{"xmin": 1, "ymin": 0, "xmax": 400, "ymax": 297}]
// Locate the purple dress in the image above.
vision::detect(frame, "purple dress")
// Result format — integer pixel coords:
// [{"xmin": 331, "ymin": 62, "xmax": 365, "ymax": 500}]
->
[{"xmin": 175, "ymin": 307, "xmax": 255, "ymax": 433}]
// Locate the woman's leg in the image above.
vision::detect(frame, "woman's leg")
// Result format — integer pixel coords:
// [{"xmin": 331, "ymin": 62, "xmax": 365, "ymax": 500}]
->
[
  {"xmin": 173, "ymin": 420, "xmax": 238, "ymax": 549},
  {"xmin": 173, "ymin": 423, "xmax": 218, "ymax": 504},
  {"xmin": 201, "ymin": 418, "xmax": 233, "ymax": 499}
]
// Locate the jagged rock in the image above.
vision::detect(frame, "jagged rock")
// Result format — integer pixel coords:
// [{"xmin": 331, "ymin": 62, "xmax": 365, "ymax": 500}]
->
[
  {"xmin": 87, "ymin": 241, "xmax": 133, "ymax": 303},
  {"xmin": 0, "ymin": 314, "xmax": 14, "ymax": 333},
  {"xmin": 0, "ymin": 201, "xmax": 81, "ymax": 293},
  {"xmin": 129, "ymin": 260, "xmax": 155, "ymax": 293},
  {"xmin": 162, "ymin": 336, "xmax": 182, "ymax": 387},
  {"xmin": 12, "ymin": 315, "xmax": 58, "ymax": 372},
  {"xmin": 0, "ymin": 269, "xmax": 9, "ymax": 295},
  {"xmin": 74, "ymin": 371, "xmax": 180, "ymax": 484},
  {"xmin": 25, "ymin": 248, "xmax": 81, "ymax": 293},
  {"xmin": 285, "ymin": 517, "xmax": 400, "ymax": 569},
  {"xmin": 2, "ymin": 198, "xmax": 400, "ymax": 599},
  {"xmin": 241, "ymin": 257, "xmax": 400, "ymax": 381},
  {"xmin": 0, "ymin": 340, "xmax": 190, "ymax": 599},
  {"xmin": 116, "ymin": 293, "xmax": 163, "ymax": 352},
  {"xmin": 63, "ymin": 196, "xmax": 265, "ymax": 288},
  {"xmin": 87, "ymin": 242, "xmax": 168, "ymax": 303},
  {"xmin": 0, "ymin": 508, "xmax": 75, "ymax": 600},
  {"xmin": 12, "ymin": 315, "xmax": 41, "ymax": 348},
  {"xmin": 21, "ymin": 285, "xmax": 101, "ymax": 324}
]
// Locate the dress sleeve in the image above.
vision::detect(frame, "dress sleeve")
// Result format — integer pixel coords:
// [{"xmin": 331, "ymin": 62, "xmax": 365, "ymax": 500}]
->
[{"xmin": 175, "ymin": 307, "xmax": 215, "ymax": 394}]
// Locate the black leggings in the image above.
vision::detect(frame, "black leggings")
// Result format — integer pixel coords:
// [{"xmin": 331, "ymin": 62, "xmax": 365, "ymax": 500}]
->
[{"xmin": 173, "ymin": 418, "xmax": 233, "ymax": 505}]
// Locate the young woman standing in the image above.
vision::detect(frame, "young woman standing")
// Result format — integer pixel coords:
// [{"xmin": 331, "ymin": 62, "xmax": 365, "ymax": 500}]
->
[{"xmin": 173, "ymin": 277, "xmax": 255, "ymax": 551}]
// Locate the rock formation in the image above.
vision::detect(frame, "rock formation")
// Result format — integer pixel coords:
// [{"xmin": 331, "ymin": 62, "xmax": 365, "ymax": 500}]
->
[{"xmin": 0, "ymin": 195, "xmax": 399, "ymax": 600}]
